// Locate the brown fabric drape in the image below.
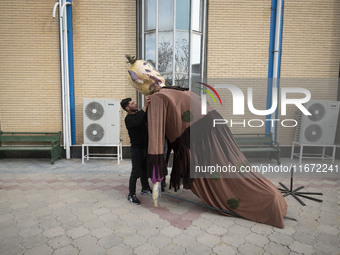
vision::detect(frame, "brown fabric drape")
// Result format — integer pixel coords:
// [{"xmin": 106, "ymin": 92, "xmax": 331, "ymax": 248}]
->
[{"xmin": 147, "ymin": 88, "xmax": 287, "ymax": 228}]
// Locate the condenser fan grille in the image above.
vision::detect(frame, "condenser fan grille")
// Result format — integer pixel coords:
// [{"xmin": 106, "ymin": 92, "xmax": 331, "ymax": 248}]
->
[
  {"xmin": 308, "ymin": 103, "xmax": 325, "ymax": 122},
  {"xmin": 304, "ymin": 124, "xmax": 322, "ymax": 142},
  {"xmin": 86, "ymin": 124, "xmax": 104, "ymax": 142},
  {"xmin": 85, "ymin": 102, "xmax": 104, "ymax": 121}
]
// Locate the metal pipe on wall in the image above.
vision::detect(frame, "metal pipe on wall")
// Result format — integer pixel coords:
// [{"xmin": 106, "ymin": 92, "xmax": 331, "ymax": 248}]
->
[
  {"xmin": 53, "ymin": 0, "xmax": 73, "ymax": 159},
  {"xmin": 266, "ymin": 0, "xmax": 284, "ymax": 142}
]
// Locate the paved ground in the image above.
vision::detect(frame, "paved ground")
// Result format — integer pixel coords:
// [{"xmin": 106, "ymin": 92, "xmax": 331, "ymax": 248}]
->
[{"xmin": 0, "ymin": 157, "xmax": 339, "ymax": 255}]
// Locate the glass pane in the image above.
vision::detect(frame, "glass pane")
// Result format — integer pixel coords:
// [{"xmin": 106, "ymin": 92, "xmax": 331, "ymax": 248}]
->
[
  {"xmin": 158, "ymin": 32, "xmax": 173, "ymax": 73},
  {"xmin": 176, "ymin": 0, "xmax": 190, "ymax": 30},
  {"xmin": 175, "ymin": 73, "xmax": 189, "ymax": 88},
  {"xmin": 145, "ymin": 0, "xmax": 156, "ymax": 31},
  {"xmin": 145, "ymin": 33, "xmax": 156, "ymax": 65},
  {"xmin": 192, "ymin": 0, "xmax": 202, "ymax": 32},
  {"xmin": 159, "ymin": 0, "xmax": 174, "ymax": 31},
  {"xmin": 175, "ymin": 31, "xmax": 189, "ymax": 73},
  {"xmin": 162, "ymin": 73, "xmax": 173, "ymax": 86},
  {"xmin": 191, "ymin": 73, "xmax": 202, "ymax": 94},
  {"xmin": 192, "ymin": 63, "xmax": 201, "ymax": 74},
  {"xmin": 192, "ymin": 33, "xmax": 201, "ymax": 65}
]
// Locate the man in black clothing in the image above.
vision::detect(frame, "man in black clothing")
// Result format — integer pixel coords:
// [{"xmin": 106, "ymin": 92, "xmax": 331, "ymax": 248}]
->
[{"xmin": 120, "ymin": 97, "xmax": 152, "ymax": 205}]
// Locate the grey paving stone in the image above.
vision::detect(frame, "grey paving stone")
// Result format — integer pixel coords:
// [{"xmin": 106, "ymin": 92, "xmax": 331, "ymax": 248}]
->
[
  {"xmin": 264, "ymin": 242, "xmax": 290, "ymax": 255},
  {"xmin": 82, "ymin": 219, "xmax": 106, "ymax": 230},
  {"xmin": 206, "ymin": 225, "xmax": 228, "ymax": 236},
  {"xmin": 245, "ymin": 232, "xmax": 269, "ymax": 247},
  {"xmin": 173, "ymin": 233, "xmax": 197, "ymax": 247},
  {"xmin": 161, "ymin": 243, "xmax": 187, "ymax": 255},
  {"xmin": 48, "ymin": 235, "xmax": 73, "ymax": 249},
  {"xmin": 39, "ymin": 218, "xmax": 61, "ymax": 230},
  {"xmin": 9, "ymin": 201, "xmax": 29, "ymax": 210},
  {"xmin": 0, "ymin": 214, "xmax": 14, "ymax": 227},
  {"xmin": 160, "ymin": 225, "xmax": 182, "ymax": 238},
  {"xmin": 292, "ymin": 230, "xmax": 315, "ymax": 245},
  {"xmin": 197, "ymin": 233, "xmax": 221, "ymax": 247},
  {"xmin": 107, "ymin": 244, "xmax": 133, "ymax": 255},
  {"xmin": 91, "ymin": 226, "xmax": 113, "ymax": 239},
  {"xmin": 0, "ymin": 243, "xmax": 25, "ymax": 255},
  {"xmin": 19, "ymin": 226, "xmax": 42, "ymax": 238},
  {"xmin": 78, "ymin": 244, "xmax": 106, "ymax": 255},
  {"xmin": 136, "ymin": 225, "xmax": 160, "ymax": 238},
  {"xmin": 227, "ymin": 224, "xmax": 252, "ymax": 236},
  {"xmin": 97, "ymin": 234, "xmax": 122, "ymax": 249},
  {"xmin": 42, "ymin": 227, "xmax": 65, "ymax": 238},
  {"xmin": 72, "ymin": 234, "xmax": 97, "ymax": 248},
  {"xmin": 113, "ymin": 224, "xmax": 137, "ymax": 238},
  {"xmin": 314, "ymin": 241, "xmax": 340, "ymax": 254},
  {"xmin": 123, "ymin": 234, "xmax": 147, "ymax": 248},
  {"xmin": 317, "ymin": 225, "xmax": 339, "ymax": 235},
  {"xmin": 146, "ymin": 233, "xmax": 172, "ymax": 248},
  {"xmin": 24, "ymin": 244, "xmax": 53, "ymax": 255},
  {"xmin": 192, "ymin": 217, "xmax": 216, "ymax": 229},
  {"xmin": 238, "ymin": 243, "xmax": 264, "ymax": 255},
  {"xmin": 1, "ymin": 158, "xmax": 339, "ymax": 255},
  {"xmin": 221, "ymin": 233, "xmax": 246, "ymax": 247},
  {"xmin": 213, "ymin": 244, "xmax": 237, "ymax": 255},
  {"xmin": 21, "ymin": 234, "xmax": 48, "ymax": 249},
  {"xmin": 184, "ymin": 225, "xmax": 206, "ymax": 238},
  {"xmin": 92, "ymin": 207, "xmax": 111, "ymax": 216},
  {"xmin": 66, "ymin": 226, "xmax": 90, "ymax": 240},
  {"xmin": 134, "ymin": 243, "xmax": 160, "ymax": 255},
  {"xmin": 289, "ymin": 241, "xmax": 314, "ymax": 255},
  {"xmin": 268, "ymin": 231, "xmax": 294, "ymax": 246},
  {"xmin": 185, "ymin": 243, "xmax": 213, "ymax": 255},
  {"xmin": 54, "ymin": 245, "xmax": 79, "ymax": 255}
]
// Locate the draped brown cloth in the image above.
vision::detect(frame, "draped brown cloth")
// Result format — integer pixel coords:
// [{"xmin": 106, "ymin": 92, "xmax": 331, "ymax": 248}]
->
[{"xmin": 147, "ymin": 87, "xmax": 287, "ymax": 228}]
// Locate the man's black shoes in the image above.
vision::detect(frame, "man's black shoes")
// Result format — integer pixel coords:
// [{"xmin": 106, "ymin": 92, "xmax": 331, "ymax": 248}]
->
[
  {"xmin": 161, "ymin": 180, "xmax": 166, "ymax": 192},
  {"xmin": 127, "ymin": 194, "xmax": 141, "ymax": 205},
  {"xmin": 141, "ymin": 187, "xmax": 152, "ymax": 195}
]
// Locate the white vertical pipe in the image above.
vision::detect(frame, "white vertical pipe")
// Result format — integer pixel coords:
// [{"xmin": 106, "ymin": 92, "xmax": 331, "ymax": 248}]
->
[
  {"xmin": 62, "ymin": 1, "xmax": 72, "ymax": 159},
  {"xmin": 141, "ymin": 0, "xmax": 145, "ymax": 108},
  {"xmin": 270, "ymin": 0, "xmax": 282, "ymax": 135},
  {"xmin": 155, "ymin": 0, "xmax": 159, "ymax": 69},
  {"xmin": 53, "ymin": 0, "xmax": 72, "ymax": 159},
  {"xmin": 172, "ymin": 0, "xmax": 176, "ymax": 86},
  {"xmin": 188, "ymin": 0, "xmax": 193, "ymax": 90},
  {"xmin": 57, "ymin": 0, "xmax": 67, "ymax": 153},
  {"xmin": 201, "ymin": 0, "xmax": 207, "ymax": 85}
]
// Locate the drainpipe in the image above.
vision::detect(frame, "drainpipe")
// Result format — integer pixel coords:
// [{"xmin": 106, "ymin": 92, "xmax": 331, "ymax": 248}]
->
[
  {"xmin": 53, "ymin": 1, "xmax": 67, "ymax": 157},
  {"xmin": 266, "ymin": 0, "xmax": 284, "ymax": 142},
  {"xmin": 62, "ymin": 1, "xmax": 72, "ymax": 159},
  {"xmin": 66, "ymin": 0, "xmax": 76, "ymax": 145},
  {"xmin": 53, "ymin": 0, "xmax": 72, "ymax": 159}
]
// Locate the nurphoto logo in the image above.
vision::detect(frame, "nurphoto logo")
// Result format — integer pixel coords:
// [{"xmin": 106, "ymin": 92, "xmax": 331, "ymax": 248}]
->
[{"xmin": 198, "ymin": 83, "xmax": 312, "ymax": 128}]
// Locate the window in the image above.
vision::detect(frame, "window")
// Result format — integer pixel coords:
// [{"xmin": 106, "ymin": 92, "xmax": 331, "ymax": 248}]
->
[{"xmin": 137, "ymin": 0, "xmax": 207, "ymax": 90}]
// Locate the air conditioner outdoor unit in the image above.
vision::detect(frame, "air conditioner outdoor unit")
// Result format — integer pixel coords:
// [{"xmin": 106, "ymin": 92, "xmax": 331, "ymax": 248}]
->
[
  {"xmin": 83, "ymin": 99, "xmax": 121, "ymax": 144},
  {"xmin": 294, "ymin": 100, "xmax": 340, "ymax": 145}
]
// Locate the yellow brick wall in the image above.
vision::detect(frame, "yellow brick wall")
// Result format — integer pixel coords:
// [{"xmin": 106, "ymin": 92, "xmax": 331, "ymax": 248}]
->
[
  {"xmin": 72, "ymin": 0, "xmax": 137, "ymax": 145},
  {"xmin": 0, "ymin": 0, "xmax": 62, "ymax": 132},
  {"xmin": 207, "ymin": 0, "xmax": 340, "ymax": 145},
  {"xmin": 277, "ymin": 0, "xmax": 340, "ymax": 145},
  {"xmin": 0, "ymin": 0, "xmax": 137, "ymax": 146},
  {"xmin": 1, "ymin": 0, "xmax": 339, "ymax": 149},
  {"xmin": 206, "ymin": 0, "xmax": 272, "ymax": 134}
]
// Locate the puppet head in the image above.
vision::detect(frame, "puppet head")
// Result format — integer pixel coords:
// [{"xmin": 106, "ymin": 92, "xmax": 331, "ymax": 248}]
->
[{"xmin": 126, "ymin": 55, "xmax": 165, "ymax": 95}]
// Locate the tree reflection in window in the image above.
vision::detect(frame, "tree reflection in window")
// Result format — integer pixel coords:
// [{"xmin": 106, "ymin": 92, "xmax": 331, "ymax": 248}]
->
[{"xmin": 138, "ymin": 0, "xmax": 206, "ymax": 89}]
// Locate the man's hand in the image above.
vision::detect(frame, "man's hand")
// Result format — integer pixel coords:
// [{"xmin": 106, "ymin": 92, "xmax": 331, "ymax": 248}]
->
[{"xmin": 142, "ymin": 96, "xmax": 151, "ymax": 112}]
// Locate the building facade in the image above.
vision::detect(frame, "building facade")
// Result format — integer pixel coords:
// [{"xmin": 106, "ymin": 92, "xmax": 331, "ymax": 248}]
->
[{"xmin": 0, "ymin": 0, "xmax": 339, "ymax": 156}]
